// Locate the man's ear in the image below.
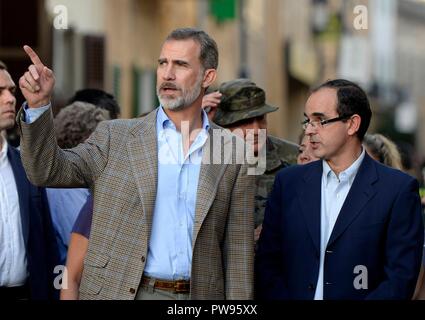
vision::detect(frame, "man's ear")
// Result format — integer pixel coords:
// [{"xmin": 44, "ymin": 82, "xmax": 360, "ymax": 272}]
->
[
  {"xmin": 202, "ymin": 69, "xmax": 217, "ymax": 88},
  {"xmin": 347, "ymin": 114, "xmax": 361, "ymax": 137}
]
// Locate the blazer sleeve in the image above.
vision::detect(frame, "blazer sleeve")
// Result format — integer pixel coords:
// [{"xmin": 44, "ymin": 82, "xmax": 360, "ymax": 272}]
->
[
  {"xmin": 366, "ymin": 178, "xmax": 424, "ymax": 300},
  {"xmin": 17, "ymin": 106, "xmax": 110, "ymax": 189},
  {"xmin": 223, "ymin": 163, "xmax": 255, "ymax": 299},
  {"xmin": 255, "ymin": 173, "xmax": 289, "ymax": 299}
]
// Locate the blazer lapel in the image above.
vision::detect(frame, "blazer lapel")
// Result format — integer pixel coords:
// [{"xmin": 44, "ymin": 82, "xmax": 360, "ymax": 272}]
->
[
  {"xmin": 127, "ymin": 110, "xmax": 158, "ymax": 232},
  {"xmin": 7, "ymin": 146, "xmax": 30, "ymax": 247},
  {"xmin": 297, "ymin": 161, "xmax": 322, "ymax": 256},
  {"xmin": 192, "ymin": 124, "xmax": 229, "ymax": 246},
  {"xmin": 327, "ymin": 153, "xmax": 378, "ymax": 248}
]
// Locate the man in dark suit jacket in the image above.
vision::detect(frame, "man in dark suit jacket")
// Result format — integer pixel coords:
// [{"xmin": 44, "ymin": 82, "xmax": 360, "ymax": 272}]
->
[
  {"xmin": 256, "ymin": 79, "xmax": 424, "ymax": 300},
  {"xmin": 0, "ymin": 60, "xmax": 59, "ymax": 300}
]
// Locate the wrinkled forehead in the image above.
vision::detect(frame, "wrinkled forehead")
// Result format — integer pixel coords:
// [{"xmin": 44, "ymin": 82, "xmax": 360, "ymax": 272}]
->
[
  {"xmin": 305, "ymin": 87, "xmax": 338, "ymax": 117},
  {"xmin": 159, "ymin": 38, "xmax": 201, "ymax": 61}
]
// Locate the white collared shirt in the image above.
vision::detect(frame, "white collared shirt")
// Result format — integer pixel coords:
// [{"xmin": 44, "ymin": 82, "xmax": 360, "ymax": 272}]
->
[
  {"xmin": 0, "ymin": 138, "xmax": 28, "ymax": 287},
  {"xmin": 314, "ymin": 148, "xmax": 365, "ymax": 300}
]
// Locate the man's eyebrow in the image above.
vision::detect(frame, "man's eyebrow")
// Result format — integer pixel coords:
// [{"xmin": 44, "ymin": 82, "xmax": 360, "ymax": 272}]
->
[
  {"xmin": 0, "ymin": 85, "xmax": 16, "ymax": 89},
  {"xmin": 173, "ymin": 59, "xmax": 189, "ymax": 65},
  {"xmin": 158, "ymin": 58, "xmax": 189, "ymax": 66},
  {"xmin": 303, "ymin": 112, "xmax": 327, "ymax": 120}
]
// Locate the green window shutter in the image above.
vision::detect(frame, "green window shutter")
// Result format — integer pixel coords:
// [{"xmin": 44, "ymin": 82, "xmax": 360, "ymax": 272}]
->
[
  {"xmin": 132, "ymin": 66, "xmax": 158, "ymax": 117},
  {"xmin": 317, "ymin": 13, "xmax": 342, "ymax": 42},
  {"xmin": 209, "ymin": 0, "xmax": 237, "ymax": 23},
  {"xmin": 132, "ymin": 66, "xmax": 141, "ymax": 118}
]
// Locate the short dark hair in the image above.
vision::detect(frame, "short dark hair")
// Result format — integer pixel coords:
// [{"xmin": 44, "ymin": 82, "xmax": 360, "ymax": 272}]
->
[
  {"xmin": 312, "ymin": 79, "xmax": 372, "ymax": 141},
  {"xmin": 0, "ymin": 60, "xmax": 7, "ymax": 70},
  {"xmin": 165, "ymin": 27, "xmax": 219, "ymax": 70},
  {"xmin": 68, "ymin": 89, "xmax": 121, "ymax": 119}
]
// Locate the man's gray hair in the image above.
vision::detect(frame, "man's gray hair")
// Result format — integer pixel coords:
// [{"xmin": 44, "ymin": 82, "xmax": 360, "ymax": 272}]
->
[
  {"xmin": 166, "ymin": 27, "xmax": 219, "ymax": 70},
  {"xmin": 54, "ymin": 101, "xmax": 110, "ymax": 149}
]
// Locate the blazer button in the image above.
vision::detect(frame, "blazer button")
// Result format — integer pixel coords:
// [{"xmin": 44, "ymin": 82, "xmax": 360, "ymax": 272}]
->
[
  {"xmin": 308, "ymin": 284, "xmax": 315, "ymax": 290},
  {"xmin": 129, "ymin": 288, "xmax": 136, "ymax": 294},
  {"xmin": 141, "ymin": 256, "xmax": 145, "ymax": 262},
  {"xmin": 326, "ymin": 250, "xmax": 333, "ymax": 254},
  {"xmin": 325, "ymin": 282, "xmax": 332, "ymax": 285}
]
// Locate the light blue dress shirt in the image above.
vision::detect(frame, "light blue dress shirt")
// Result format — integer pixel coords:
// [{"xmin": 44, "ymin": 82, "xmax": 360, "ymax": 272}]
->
[
  {"xmin": 23, "ymin": 103, "xmax": 50, "ymax": 123},
  {"xmin": 143, "ymin": 106, "xmax": 209, "ymax": 280},
  {"xmin": 46, "ymin": 188, "xmax": 90, "ymax": 264},
  {"xmin": 314, "ymin": 148, "xmax": 365, "ymax": 300},
  {"xmin": 25, "ymin": 103, "xmax": 210, "ymax": 280}
]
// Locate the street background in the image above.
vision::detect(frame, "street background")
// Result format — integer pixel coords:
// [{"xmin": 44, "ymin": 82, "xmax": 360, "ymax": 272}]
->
[{"xmin": 1, "ymin": 0, "xmax": 425, "ymax": 182}]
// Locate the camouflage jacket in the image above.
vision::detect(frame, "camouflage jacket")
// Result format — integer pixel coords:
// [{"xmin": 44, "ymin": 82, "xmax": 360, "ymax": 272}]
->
[{"xmin": 255, "ymin": 135, "xmax": 299, "ymax": 227}]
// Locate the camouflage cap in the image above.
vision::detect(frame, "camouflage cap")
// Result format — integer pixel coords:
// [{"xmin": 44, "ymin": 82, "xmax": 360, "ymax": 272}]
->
[{"xmin": 213, "ymin": 78, "xmax": 278, "ymax": 127}]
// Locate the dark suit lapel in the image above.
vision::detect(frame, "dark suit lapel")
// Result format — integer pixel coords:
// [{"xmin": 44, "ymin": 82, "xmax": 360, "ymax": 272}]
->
[
  {"xmin": 327, "ymin": 153, "xmax": 378, "ymax": 248},
  {"xmin": 127, "ymin": 110, "xmax": 158, "ymax": 233},
  {"xmin": 7, "ymin": 146, "xmax": 30, "ymax": 247},
  {"xmin": 297, "ymin": 161, "xmax": 323, "ymax": 255}
]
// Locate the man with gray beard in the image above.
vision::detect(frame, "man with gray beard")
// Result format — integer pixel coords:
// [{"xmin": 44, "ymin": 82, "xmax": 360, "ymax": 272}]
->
[{"xmin": 17, "ymin": 28, "xmax": 255, "ymax": 300}]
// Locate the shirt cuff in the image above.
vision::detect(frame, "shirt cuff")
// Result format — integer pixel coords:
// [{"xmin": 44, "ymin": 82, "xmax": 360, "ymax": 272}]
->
[{"xmin": 23, "ymin": 102, "xmax": 51, "ymax": 123}]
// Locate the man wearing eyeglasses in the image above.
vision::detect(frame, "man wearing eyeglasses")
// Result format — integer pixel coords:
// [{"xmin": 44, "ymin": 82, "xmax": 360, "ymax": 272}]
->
[{"xmin": 256, "ymin": 79, "xmax": 424, "ymax": 300}]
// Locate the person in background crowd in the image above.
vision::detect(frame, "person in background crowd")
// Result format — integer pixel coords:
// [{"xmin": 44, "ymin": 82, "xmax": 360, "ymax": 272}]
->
[
  {"xmin": 202, "ymin": 89, "xmax": 221, "ymax": 121},
  {"xmin": 60, "ymin": 193, "xmax": 93, "ymax": 300},
  {"xmin": 46, "ymin": 102, "xmax": 110, "ymax": 264},
  {"xmin": 68, "ymin": 88, "xmax": 120, "ymax": 120},
  {"xmin": 363, "ymin": 133, "xmax": 403, "ymax": 170},
  {"xmin": 0, "ymin": 60, "xmax": 59, "ymax": 300},
  {"xmin": 298, "ymin": 132, "xmax": 320, "ymax": 165},
  {"xmin": 209, "ymin": 79, "xmax": 299, "ymax": 242}
]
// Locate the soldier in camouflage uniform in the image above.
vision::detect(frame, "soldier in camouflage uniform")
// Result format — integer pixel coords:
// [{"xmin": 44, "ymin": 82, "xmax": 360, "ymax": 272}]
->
[{"xmin": 209, "ymin": 78, "xmax": 299, "ymax": 241}]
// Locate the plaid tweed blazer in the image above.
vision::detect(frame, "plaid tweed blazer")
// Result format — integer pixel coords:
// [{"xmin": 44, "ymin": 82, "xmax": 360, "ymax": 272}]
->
[{"xmin": 18, "ymin": 107, "xmax": 255, "ymax": 300}]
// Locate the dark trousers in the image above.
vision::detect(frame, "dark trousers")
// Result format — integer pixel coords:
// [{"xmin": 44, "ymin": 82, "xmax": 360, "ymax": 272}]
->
[{"xmin": 0, "ymin": 283, "xmax": 29, "ymax": 300}]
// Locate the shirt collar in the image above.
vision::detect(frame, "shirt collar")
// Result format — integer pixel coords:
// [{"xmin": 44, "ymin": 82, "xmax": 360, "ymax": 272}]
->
[
  {"xmin": 157, "ymin": 105, "xmax": 210, "ymax": 133},
  {"xmin": 0, "ymin": 137, "xmax": 8, "ymax": 165},
  {"xmin": 322, "ymin": 147, "xmax": 365, "ymax": 185}
]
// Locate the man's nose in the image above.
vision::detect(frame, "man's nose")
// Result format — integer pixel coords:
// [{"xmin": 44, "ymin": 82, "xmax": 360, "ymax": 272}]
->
[
  {"xmin": 162, "ymin": 65, "xmax": 176, "ymax": 80},
  {"xmin": 252, "ymin": 118, "xmax": 264, "ymax": 131},
  {"xmin": 301, "ymin": 154, "xmax": 310, "ymax": 163},
  {"xmin": 304, "ymin": 123, "xmax": 315, "ymax": 136}
]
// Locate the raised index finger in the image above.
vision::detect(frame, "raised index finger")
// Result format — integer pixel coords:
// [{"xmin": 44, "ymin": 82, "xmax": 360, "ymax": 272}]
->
[{"xmin": 23, "ymin": 45, "xmax": 44, "ymax": 67}]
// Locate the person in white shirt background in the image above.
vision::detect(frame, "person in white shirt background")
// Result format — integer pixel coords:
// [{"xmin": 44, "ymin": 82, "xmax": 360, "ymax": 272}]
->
[{"xmin": 0, "ymin": 60, "xmax": 59, "ymax": 300}]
